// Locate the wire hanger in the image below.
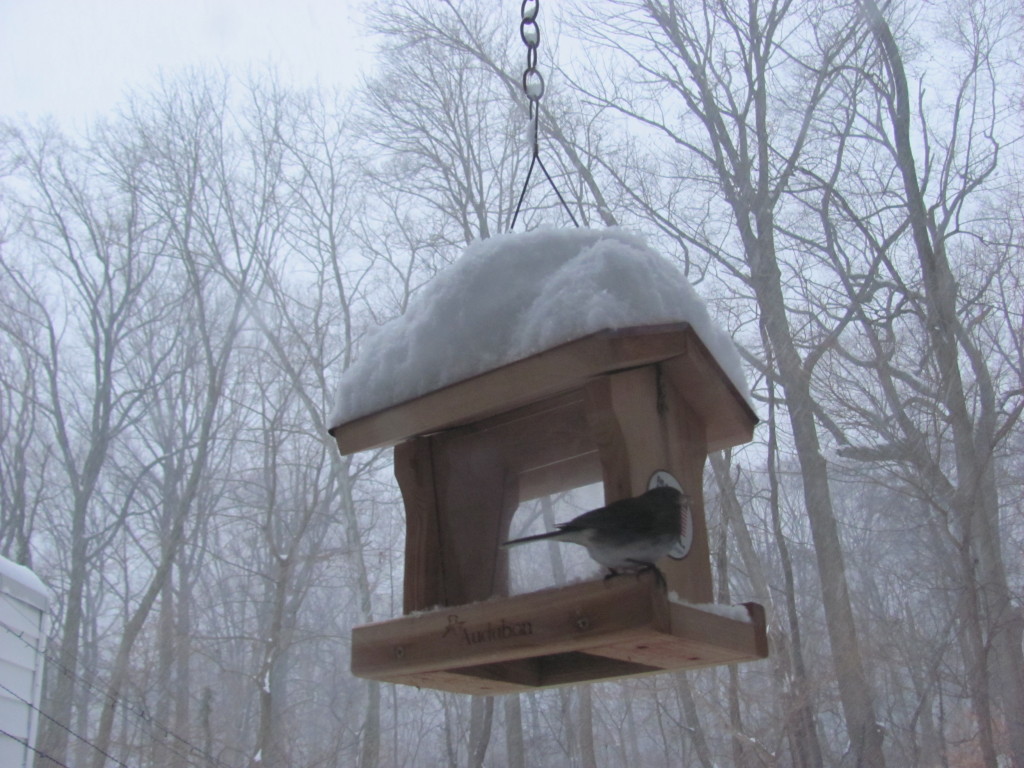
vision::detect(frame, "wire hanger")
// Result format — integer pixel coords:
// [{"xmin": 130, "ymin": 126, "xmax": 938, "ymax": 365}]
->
[{"xmin": 510, "ymin": 0, "xmax": 579, "ymax": 231}]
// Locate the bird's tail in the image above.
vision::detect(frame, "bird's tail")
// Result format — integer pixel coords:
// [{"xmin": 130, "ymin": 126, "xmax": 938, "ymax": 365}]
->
[{"xmin": 501, "ymin": 530, "xmax": 563, "ymax": 548}]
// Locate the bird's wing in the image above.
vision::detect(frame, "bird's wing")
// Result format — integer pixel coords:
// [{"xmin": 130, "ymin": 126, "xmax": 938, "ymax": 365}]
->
[{"xmin": 558, "ymin": 497, "xmax": 657, "ymax": 534}]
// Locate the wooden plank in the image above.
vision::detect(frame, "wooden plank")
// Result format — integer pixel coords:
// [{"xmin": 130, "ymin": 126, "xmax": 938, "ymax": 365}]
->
[
  {"xmin": 440, "ymin": 390, "xmax": 598, "ymax": 480},
  {"xmin": 376, "ymin": 668, "xmax": 533, "ymax": 695},
  {"xmin": 377, "ymin": 632, "xmax": 765, "ymax": 694},
  {"xmin": 535, "ymin": 651, "xmax": 664, "ymax": 687},
  {"xmin": 374, "ymin": 652, "xmax": 665, "ymax": 695},
  {"xmin": 517, "ymin": 450, "xmax": 602, "ymax": 501},
  {"xmin": 351, "ymin": 575, "xmax": 767, "ymax": 693},
  {"xmin": 437, "ymin": 389, "xmax": 603, "ymax": 502},
  {"xmin": 358, "ymin": 618, "xmax": 766, "ymax": 694},
  {"xmin": 586, "ymin": 602, "xmax": 767, "ymax": 669},
  {"xmin": 331, "ymin": 324, "xmax": 755, "ymax": 454},
  {"xmin": 351, "ymin": 575, "xmax": 667, "ymax": 680},
  {"xmin": 439, "ymin": 652, "xmax": 664, "ymax": 693},
  {"xmin": 662, "ymin": 344, "xmax": 757, "ymax": 451}
]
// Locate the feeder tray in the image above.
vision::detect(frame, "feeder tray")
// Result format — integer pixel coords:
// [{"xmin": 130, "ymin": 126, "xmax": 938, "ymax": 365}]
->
[
  {"xmin": 329, "ymin": 323, "xmax": 765, "ymax": 693},
  {"xmin": 352, "ymin": 571, "xmax": 766, "ymax": 694}
]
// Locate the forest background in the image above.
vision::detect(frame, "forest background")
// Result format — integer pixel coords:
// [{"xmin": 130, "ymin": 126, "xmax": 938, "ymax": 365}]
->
[{"xmin": 1, "ymin": 1, "xmax": 1023, "ymax": 766}]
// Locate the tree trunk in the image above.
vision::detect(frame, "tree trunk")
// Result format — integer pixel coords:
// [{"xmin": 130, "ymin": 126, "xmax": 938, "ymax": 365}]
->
[
  {"xmin": 503, "ymin": 696, "xmax": 525, "ymax": 768},
  {"xmin": 358, "ymin": 682, "xmax": 381, "ymax": 768},
  {"xmin": 862, "ymin": 4, "xmax": 1024, "ymax": 763},
  {"xmin": 578, "ymin": 685, "xmax": 598, "ymax": 768},
  {"xmin": 467, "ymin": 696, "xmax": 493, "ymax": 768},
  {"xmin": 716, "ymin": 389, "xmax": 826, "ymax": 768},
  {"xmin": 675, "ymin": 674, "xmax": 714, "ymax": 768}
]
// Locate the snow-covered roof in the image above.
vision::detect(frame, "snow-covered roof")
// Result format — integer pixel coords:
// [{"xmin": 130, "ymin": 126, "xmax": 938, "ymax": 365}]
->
[
  {"xmin": 330, "ymin": 227, "xmax": 749, "ymax": 428},
  {"xmin": 0, "ymin": 555, "xmax": 49, "ymax": 612}
]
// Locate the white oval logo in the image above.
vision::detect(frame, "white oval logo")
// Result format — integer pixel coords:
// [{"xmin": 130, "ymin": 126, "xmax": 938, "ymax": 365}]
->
[{"xmin": 648, "ymin": 470, "xmax": 692, "ymax": 560}]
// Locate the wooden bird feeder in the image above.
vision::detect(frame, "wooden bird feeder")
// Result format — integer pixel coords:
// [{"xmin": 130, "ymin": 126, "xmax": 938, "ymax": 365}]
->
[{"xmin": 329, "ymin": 322, "xmax": 766, "ymax": 694}]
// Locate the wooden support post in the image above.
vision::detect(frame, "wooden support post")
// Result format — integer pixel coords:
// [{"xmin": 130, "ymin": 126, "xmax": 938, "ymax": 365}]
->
[
  {"xmin": 584, "ymin": 365, "xmax": 713, "ymax": 603},
  {"xmin": 394, "ymin": 437, "xmax": 443, "ymax": 614},
  {"xmin": 430, "ymin": 429, "xmax": 519, "ymax": 607},
  {"xmin": 395, "ymin": 431, "xmax": 520, "ymax": 613}
]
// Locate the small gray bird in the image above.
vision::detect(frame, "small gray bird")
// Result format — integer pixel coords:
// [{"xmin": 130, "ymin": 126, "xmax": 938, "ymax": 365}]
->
[{"xmin": 501, "ymin": 486, "xmax": 688, "ymax": 586}]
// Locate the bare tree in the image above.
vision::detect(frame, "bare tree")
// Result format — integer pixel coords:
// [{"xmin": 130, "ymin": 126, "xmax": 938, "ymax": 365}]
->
[
  {"xmin": 570, "ymin": 1, "xmax": 887, "ymax": 763},
  {"xmin": 2, "ymin": 3, "xmax": 1021, "ymax": 766},
  {"xmin": 1, "ymin": 121, "xmax": 171, "ymax": 767},
  {"xmin": 796, "ymin": 1, "xmax": 1024, "ymax": 764},
  {"xmin": 0, "ymin": 281, "xmax": 49, "ymax": 565},
  {"xmin": 82, "ymin": 76, "xmax": 260, "ymax": 767}
]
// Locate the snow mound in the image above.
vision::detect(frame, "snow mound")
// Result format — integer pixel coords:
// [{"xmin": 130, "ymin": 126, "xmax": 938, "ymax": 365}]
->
[
  {"xmin": 0, "ymin": 554, "xmax": 50, "ymax": 610},
  {"xmin": 330, "ymin": 227, "xmax": 748, "ymax": 427}
]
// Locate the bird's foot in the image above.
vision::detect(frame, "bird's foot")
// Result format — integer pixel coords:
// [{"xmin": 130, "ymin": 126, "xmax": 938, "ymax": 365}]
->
[
  {"xmin": 627, "ymin": 560, "xmax": 667, "ymax": 590},
  {"xmin": 604, "ymin": 564, "xmax": 667, "ymax": 590}
]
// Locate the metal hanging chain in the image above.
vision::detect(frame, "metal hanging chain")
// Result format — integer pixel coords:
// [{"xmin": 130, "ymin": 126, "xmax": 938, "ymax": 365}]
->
[
  {"xmin": 510, "ymin": 0, "xmax": 579, "ymax": 231},
  {"xmin": 520, "ymin": 0, "xmax": 543, "ymax": 157}
]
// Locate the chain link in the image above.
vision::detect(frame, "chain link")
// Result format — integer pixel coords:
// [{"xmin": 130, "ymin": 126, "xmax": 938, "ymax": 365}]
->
[{"xmin": 520, "ymin": 0, "xmax": 544, "ymax": 104}]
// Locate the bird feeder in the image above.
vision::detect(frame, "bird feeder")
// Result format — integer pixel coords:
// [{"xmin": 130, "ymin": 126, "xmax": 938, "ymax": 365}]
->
[{"xmin": 329, "ymin": 321, "xmax": 766, "ymax": 694}]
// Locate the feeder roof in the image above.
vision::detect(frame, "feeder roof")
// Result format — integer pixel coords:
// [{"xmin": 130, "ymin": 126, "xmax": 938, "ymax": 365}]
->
[{"xmin": 329, "ymin": 227, "xmax": 750, "ymax": 437}]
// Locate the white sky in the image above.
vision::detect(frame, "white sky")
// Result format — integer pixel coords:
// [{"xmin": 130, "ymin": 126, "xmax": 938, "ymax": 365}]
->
[{"xmin": 0, "ymin": 0, "xmax": 372, "ymax": 131}]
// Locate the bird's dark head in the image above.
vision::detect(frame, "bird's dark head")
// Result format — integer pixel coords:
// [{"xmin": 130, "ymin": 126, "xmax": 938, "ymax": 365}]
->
[
  {"xmin": 645, "ymin": 485, "xmax": 686, "ymax": 511},
  {"xmin": 641, "ymin": 486, "xmax": 687, "ymax": 539}
]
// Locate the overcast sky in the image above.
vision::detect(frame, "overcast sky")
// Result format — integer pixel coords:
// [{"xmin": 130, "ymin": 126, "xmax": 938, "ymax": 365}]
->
[{"xmin": 0, "ymin": 0, "xmax": 372, "ymax": 131}]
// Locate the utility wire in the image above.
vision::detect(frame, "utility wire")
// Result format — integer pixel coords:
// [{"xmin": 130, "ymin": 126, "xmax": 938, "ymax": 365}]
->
[
  {"xmin": 1, "ymin": 619, "xmax": 238, "ymax": 768},
  {"xmin": 0, "ymin": 679, "xmax": 129, "ymax": 768},
  {"xmin": 0, "ymin": 724, "xmax": 74, "ymax": 768}
]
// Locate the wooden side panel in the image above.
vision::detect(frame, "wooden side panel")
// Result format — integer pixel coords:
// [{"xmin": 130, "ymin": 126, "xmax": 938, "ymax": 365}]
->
[
  {"xmin": 399, "ymin": 392, "xmax": 603, "ymax": 613},
  {"xmin": 662, "ymin": 339, "xmax": 757, "ymax": 451},
  {"xmin": 442, "ymin": 391, "xmax": 601, "ymax": 503},
  {"xmin": 429, "ymin": 430, "xmax": 519, "ymax": 607},
  {"xmin": 394, "ymin": 438, "xmax": 444, "ymax": 614}
]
